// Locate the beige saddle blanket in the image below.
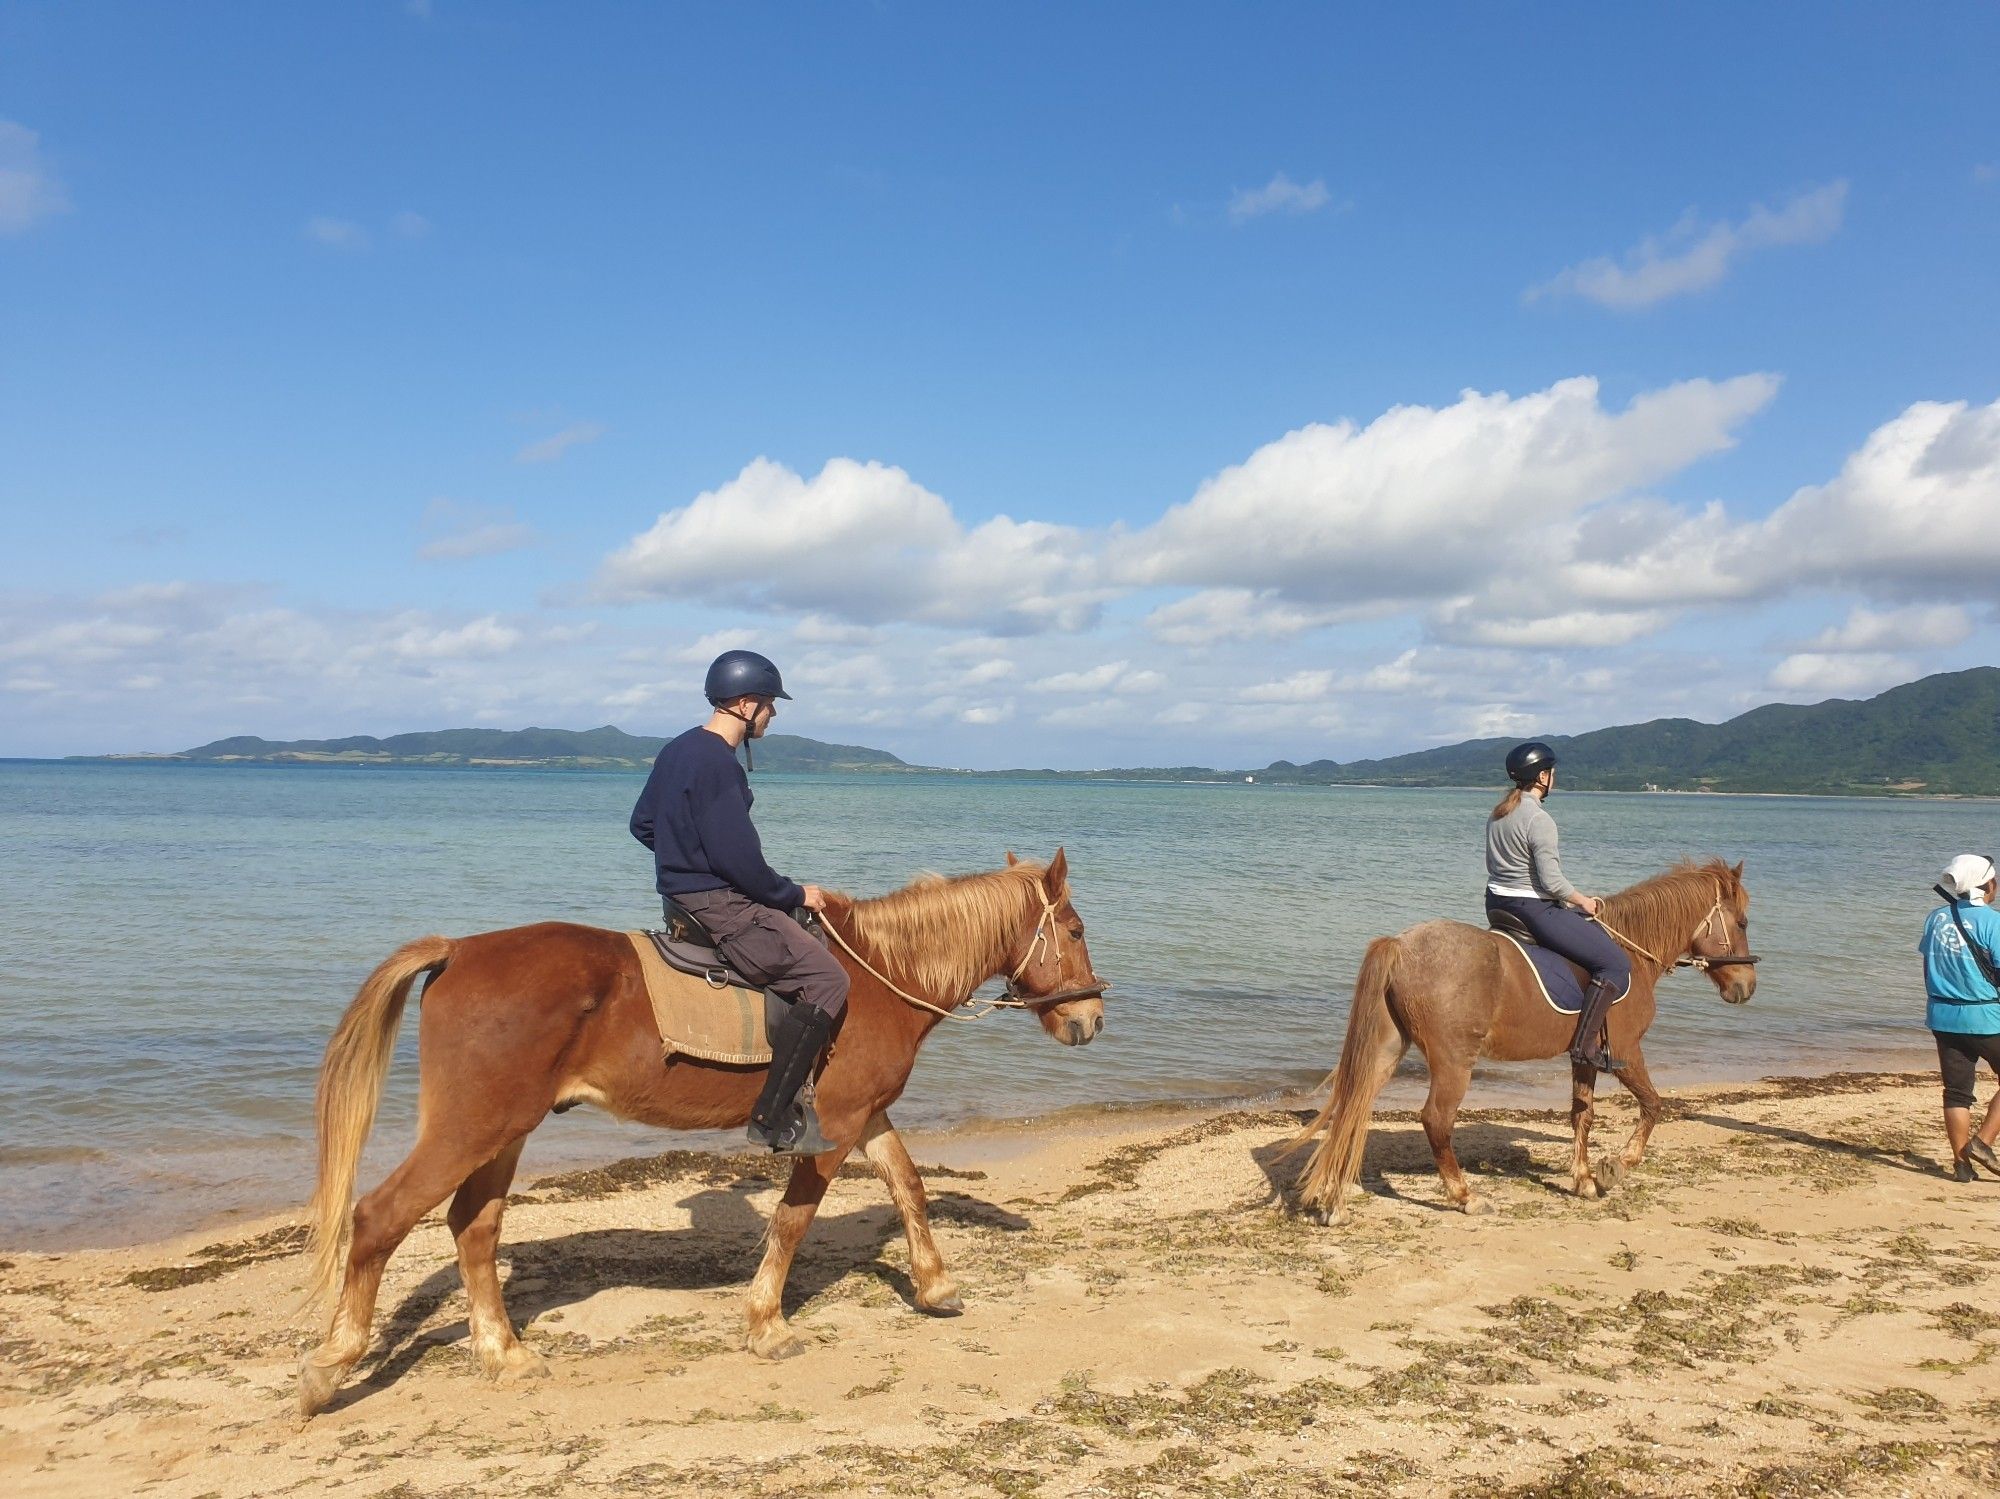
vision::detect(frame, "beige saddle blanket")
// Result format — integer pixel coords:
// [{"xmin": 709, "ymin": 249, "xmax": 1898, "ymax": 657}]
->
[{"xmin": 624, "ymin": 931, "xmax": 774, "ymax": 1065}]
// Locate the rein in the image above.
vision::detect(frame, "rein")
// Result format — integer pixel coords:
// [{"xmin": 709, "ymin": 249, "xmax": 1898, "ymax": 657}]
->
[
  {"xmin": 814, "ymin": 889, "xmax": 1106, "ymax": 1024},
  {"xmin": 1591, "ymin": 881, "xmax": 1760, "ymax": 975}
]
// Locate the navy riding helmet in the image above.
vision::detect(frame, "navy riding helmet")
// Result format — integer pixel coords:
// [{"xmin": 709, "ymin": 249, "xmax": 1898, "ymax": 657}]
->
[
  {"xmin": 1505, "ymin": 740, "xmax": 1556, "ymax": 786},
  {"xmin": 704, "ymin": 649, "xmax": 792, "ymax": 705}
]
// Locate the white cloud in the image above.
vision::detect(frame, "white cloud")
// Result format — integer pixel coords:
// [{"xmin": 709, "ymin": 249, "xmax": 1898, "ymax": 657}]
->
[
  {"xmin": 1769, "ymin": 652, "xmax": 1915, "ymax": 697},
  {"xmin": 418, "ymin": 500, "xmax": 535, "ymax": 561},
  {"xmin": 384, "ymin": 615, "xmax": 521, "ymax": 661},
  {"xmin": 1803, "ymin": 604, "xmax": 1973, "ymax": 654},
  {"xmin": 516, "ymin": 421, "xmax": 607, "ymax": 465},
  {"xmin": 0, "ymin": 120, "xmax": 70, "ymax": 235},
  {"xmin": 960, "ymin": 702, "xmax": 1013, "ymax": 725},
  {"xmin": 1241, "ymin": 670, "xmax": 1333, "ymax": 703},
  {"xmin": 391, "ymin": 210, "xmax": 432, "ymax": 238},
  {"xmin": 1031, "ymin": 661, "xmax": 1129, "ymax": 693},
  {"xmin": 1145, "ymin": 589, "xmax": 1360, "ymax": 645},
  {"xmin": 1113, "ymin": 375, "xmax": 1777, "ymax": 605},
  {"xmin": 960, "ymin": 657, "xmax": 1016, "ymax": 685},
  {"xmin": 1228, "ymin": 172, "xmax": 1332, "ymax": 223},
  {"xmin": 304, "ymin": 216, "xmax": 370, "ymax": 251},
  {"xmin": 1530, "ymin": 181, "xmax": 1847, "ymax": 309},
  {"xmin": 598, "ymin": 456, "xmax": 1107, "ymax": 634}
]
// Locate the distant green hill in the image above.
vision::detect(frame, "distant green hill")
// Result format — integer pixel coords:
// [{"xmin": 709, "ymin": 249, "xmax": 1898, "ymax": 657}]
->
[
  {"xmin": 1246, "ymin": 666, "xmax": 2000, "ymax": 795},
  {"xmin": 106, "ymin": 726, "xmax": 907, "ymax": 773}
]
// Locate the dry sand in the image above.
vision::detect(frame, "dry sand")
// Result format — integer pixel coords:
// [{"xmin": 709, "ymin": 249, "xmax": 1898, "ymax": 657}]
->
[{"xmin": 5, "ymin": 1071, "xmax": 1999, "ymax": 1497}]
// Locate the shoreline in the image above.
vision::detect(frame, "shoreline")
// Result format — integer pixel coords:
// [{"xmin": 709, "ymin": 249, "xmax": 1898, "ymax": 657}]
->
[{"xmin": 6, "ymin": 1065, "xmax": 1999, "ymax": 1497}]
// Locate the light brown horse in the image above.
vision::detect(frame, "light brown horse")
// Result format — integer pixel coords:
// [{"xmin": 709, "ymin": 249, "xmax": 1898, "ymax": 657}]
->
[
  {"xmin": 1293, "ymin": 858, "xmax": 1756, "ymax": 1221},
  {"xmin": 297, "ymin": 850, "xmax": 1106, "ymax": 1419}
]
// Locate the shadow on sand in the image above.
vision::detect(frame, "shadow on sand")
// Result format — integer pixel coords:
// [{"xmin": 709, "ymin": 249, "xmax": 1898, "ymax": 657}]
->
[
  {"xmin": 1248, "ymin": 1117, "xmax": 1578, "ymax": 1216},
  {"xmin": 338, "ymin": 1181, "xmax": 1030, "ymax": 1409}
]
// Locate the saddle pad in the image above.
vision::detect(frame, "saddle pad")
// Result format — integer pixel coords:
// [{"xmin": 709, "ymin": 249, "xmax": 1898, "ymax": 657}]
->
[
  {"xmin": 624, "ymin": 931, "xmax": 775, "ymax": 1065},
  {"xmin": 1494, "ymin": 931, "xmax": 1631, "ymax": 1016}
]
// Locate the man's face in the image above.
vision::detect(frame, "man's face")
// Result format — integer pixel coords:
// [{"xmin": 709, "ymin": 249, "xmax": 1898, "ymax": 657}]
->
[{"xmin": 749, "ymin": 695, "xmax": 776, "ymax": 736}]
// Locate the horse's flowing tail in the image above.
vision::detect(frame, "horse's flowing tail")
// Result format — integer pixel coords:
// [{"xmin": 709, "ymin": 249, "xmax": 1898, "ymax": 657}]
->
[
  {"xmin": 302, "ymin": 935, "xmax": 454, "ymax": 1313},
  {"xmin": 1292, "ymin": 936, "xmax": 1405, "ymax": 1219}
]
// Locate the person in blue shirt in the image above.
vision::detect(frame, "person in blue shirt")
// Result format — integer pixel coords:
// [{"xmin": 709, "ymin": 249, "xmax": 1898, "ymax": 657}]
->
[
  {"xmin": 1919, "ymin": 854, "xmax": 2000, "ymax": 1183},
  {"xmin": 630, "ymin": 649, "xmax": 848, "ymax": 1155}
]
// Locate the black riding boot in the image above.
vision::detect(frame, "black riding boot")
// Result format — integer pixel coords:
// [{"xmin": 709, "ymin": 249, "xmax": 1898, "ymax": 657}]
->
[
  {"xmin": 1567, "ymin": 978, "xmax": 1626, "ymax": 1073},
  {"xmin": 747, "ymin": 1004, "xmax": 835, "ymax": 1155}
]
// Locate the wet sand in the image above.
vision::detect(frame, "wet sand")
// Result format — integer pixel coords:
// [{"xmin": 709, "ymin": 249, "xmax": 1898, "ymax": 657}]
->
[{"xmin": 4, "ymin": 1070, "xmax": 1999, "ymax": 1497}]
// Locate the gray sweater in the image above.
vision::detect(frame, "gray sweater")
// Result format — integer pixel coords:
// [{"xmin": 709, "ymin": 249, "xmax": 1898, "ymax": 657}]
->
[{"xmin": 1485, "ymin": 794, "xmax": 1576, "ymax": 902}]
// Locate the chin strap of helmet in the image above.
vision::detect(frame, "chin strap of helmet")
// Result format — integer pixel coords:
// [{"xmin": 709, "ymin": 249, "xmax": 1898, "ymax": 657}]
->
[{"xmin": 716, "ymin": 701, "xmax": 761, "ymax": 772}]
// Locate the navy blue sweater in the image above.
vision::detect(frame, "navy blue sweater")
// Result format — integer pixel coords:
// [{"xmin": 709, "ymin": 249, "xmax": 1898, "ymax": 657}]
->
[{"xmin": 629, "ymin": 727, "xmax": 805, "ymax": 910}]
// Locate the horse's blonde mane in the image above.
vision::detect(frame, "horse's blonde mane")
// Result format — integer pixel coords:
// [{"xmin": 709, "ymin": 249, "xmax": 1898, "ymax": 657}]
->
[
  {"xmin": 1600, "ymin": 858, "xmax": 1738, "ymax": 968},
  {"xmin": 839, "ymin": 862, "xmax": 1052, "ymax": 1003}
]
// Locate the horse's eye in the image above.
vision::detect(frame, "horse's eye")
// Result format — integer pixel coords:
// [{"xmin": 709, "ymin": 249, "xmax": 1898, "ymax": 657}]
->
[{"xmin": 1069, "ymin": 925, "xmax": 1084, "ymax": 940}]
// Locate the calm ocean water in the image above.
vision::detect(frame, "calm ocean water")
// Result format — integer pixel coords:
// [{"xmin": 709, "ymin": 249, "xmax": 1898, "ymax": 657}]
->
[{"xmin": 1, "ymin": 759, "xmax": 1989, "ymax": 1249}]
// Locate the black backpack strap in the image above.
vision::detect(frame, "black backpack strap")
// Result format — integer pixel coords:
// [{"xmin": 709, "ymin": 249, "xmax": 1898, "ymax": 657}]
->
[{"xmin": 1936, "ymin": 885, "xmax": 2000, "ymax": 989}]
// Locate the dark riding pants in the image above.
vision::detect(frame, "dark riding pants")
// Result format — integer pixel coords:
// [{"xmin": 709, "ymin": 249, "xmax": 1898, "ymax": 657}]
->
[
  {"xmin": 1485, "ymin": 893, "xmax": 1632, "ymax": 992},
  {"xmin": 672, "ymin": 889, "xmax": 850, "ymax": 1020},
  {"xmin": 1935, "ymin": 1029, "xmax": 2000, "ymax": 1111}
]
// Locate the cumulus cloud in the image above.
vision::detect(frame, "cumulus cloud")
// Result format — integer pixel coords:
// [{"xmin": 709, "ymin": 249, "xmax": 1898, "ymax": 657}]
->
[
  {"xmin": 1769, "ymin": 652, "xmax": 1915, "ymax": 697},
  {"xmin": 1530, "ymin": 182, "xmax": 1847, "ymax": 309},
  {"xmin": 1228, "ymin": 172, "xmax": 1332, "ymax": 222},
  {"xmin": 1113, "ymin": 374, "xmax": 1777, "ymax": 606},
  {"xmin": 598, "ymin": 456, "xmax": 1108, "ymax": 634},
  {"xmin": 516, "ymin": 421, "xmax": 607, "ymax": 465},
  {"xmin": 1145, "ymin": 589, "xmax": 1364, "ymax": 645},
  {"xmin": 0, "ymin": 120, "xmax": 70, "ymax": 234},
  {"xmin": 1802, "ymin": 604, "xmax": 1974, "ymax": 654}
]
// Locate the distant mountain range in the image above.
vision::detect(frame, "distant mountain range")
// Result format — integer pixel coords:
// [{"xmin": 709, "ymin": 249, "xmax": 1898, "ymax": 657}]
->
[
  {"xmin": 77, "ymin": 666, "xmax": 2000, "ymax": 795},
  {"xmin": 100, "ymin": 727, "xmax": 905, "ymax": 774}
]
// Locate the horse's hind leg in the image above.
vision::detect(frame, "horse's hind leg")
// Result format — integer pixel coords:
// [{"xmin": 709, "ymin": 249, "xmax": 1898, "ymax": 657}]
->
[
  {"xmin": 298, "ymin": 1131, "xmax": 507, "ymax": 1418},
  {"xmin": 745, "ymin": 1144, "xmax": 855, "ymax": 1360},
  {"xmin": 448, "ymin": 1138, "xmax": 543, "ymax": 1383},
  {"xmin": 859, "ymin": 1112, "xmax": 961, "ymax": 1315},
  {"xmin": 1421, "ymin": 1059, "xmax": 1485, "ymax": 1214}
]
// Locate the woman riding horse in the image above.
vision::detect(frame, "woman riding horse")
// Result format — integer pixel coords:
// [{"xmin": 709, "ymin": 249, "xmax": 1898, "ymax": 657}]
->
[{"xmin": 1484, "ymin": 741, "xmax": 1632, "ymax": 1071}]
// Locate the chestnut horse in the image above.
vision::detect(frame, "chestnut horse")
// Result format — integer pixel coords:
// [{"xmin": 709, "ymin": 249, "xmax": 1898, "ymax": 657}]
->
[
  {"xmin": 297, "ymin": 850, "xmax": 1106, "ymax": 1419},
  {"xmin": 1293, "ymin": 859, "xmax": 1757, "ymax": 1220}
]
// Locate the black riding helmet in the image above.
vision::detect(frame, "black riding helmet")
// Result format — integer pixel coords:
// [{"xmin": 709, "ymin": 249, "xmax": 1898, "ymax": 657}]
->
[
  {"xmin": 1505, "ymin": 740, "xmax": 1556, "ymax": 786},
  {"xmin": 704, "ymin": 649, "xmax": 792, "ymax": 705}
]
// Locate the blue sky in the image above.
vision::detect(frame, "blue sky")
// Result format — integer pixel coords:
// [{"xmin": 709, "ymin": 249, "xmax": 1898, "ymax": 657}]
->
[{"xmin": 2, "ymin": 3, "xmax": 1997, "ymax": 765}]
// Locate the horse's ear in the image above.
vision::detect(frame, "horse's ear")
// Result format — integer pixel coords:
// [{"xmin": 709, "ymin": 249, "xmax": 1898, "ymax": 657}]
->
[
  {"xmin": 1005, "ymin": 850, "xmax": 1019, "ymax": 866},
  {"xmin": 1046, "ymin": 846, "xmax": 1069, "ymax": 892},
  {"xmin": 1731, "ymin": 859, "xmax": 1745, "ymax": 884}
]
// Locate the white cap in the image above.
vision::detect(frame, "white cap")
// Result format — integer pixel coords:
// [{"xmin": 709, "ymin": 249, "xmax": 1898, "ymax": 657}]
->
[{"xmin": 1941, "ymin": 854, "xmax": 1998, "ymax": 898}]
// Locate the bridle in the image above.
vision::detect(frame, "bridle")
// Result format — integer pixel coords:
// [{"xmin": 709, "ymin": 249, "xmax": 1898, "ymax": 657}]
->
[
  {"xmin": 814, "ymin": 887, "xmax": 1108, "ymax": 1024},
  {"xmin": 1593, "ymin": 882, "xmax": 1760, "ymax": 975},
  {"xmin": 1001, "ymin": 887, "xmax": 1110, "ymax": 1009}
]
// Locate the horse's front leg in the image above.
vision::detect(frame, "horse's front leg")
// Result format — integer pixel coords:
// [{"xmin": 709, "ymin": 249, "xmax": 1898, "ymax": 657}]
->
[
  {"xmin": 859, "ymin": 1112, "xmax": 962, "ymax": 1315},
  {"xmin": 744, "ymin": 1144, "xmax": 853, "ymax": 1360},
  {"xmin": 1612, "ymin": 1046, "xmax": 1663, "ymax": 1171},
  {"xmin": 1569, "ymin": 1062, "xmax": 1600, "ymax": 1198}
]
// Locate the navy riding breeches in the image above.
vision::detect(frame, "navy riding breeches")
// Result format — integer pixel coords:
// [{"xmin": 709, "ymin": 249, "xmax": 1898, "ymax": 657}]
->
[{"xmin": 1485, "ymin": 893, "xmax": 1632, "ymax": 992}]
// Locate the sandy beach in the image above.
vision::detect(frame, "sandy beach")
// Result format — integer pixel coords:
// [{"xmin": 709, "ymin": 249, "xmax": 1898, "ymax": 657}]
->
[{"xmin": 5, "ymin": 1070, "xmax": 1999, "ymax": 1497}]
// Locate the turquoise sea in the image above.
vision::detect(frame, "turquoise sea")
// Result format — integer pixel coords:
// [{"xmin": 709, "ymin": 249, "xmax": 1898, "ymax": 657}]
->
[{"xmin": 1, "ymin": 759, "xmax": 1988, "ymax": 1249}]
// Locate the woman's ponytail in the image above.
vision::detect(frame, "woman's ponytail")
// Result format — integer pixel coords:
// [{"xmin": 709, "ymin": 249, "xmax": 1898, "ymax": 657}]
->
[{"xmin": 1491, "ymin": 786, "xmax": 1523, "ymax": 821}]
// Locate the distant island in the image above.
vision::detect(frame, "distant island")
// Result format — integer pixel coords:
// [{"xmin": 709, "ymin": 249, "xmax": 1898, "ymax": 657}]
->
[{"xmin": 74, "ymin": 665, "xmax": 2000, "ymax": 796}]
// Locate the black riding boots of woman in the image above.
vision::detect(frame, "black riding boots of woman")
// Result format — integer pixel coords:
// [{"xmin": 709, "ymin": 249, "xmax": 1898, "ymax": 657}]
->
[
  {"xmin": 747, "ymin": 1003, "xmax": 835, "ymax": 1155},
  {"xmin": 1567, "ymin": 978, "xmax": 1626, "ymax": 1073}
]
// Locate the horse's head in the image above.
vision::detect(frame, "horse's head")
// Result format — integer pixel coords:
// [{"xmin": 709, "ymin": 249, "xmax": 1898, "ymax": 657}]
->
[
  {"xmin": 1690, "ymin": 860, "xmax": 1757, "ymax": 1004},
  {"xmin": 1003, "ymin": 848, "xmax": 1107, "ymax": 1046}
]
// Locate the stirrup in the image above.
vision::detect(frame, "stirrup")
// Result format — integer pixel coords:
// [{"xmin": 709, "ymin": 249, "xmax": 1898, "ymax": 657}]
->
[
  {"xmin": 1569, "ymin": 1047, "xmax": 1626, "ymax": 1074},
  {"xmin": 747, "ymin": 1101, "xmax": 832, "ymax": 1156}
]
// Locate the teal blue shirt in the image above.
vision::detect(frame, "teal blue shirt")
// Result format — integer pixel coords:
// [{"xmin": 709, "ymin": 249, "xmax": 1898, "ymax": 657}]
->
[{"xmin": 1920, "ymin": 900, "xmax": 2000, "ymax": 1034}]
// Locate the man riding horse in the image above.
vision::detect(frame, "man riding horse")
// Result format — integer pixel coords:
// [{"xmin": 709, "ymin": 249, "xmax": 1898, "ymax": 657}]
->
[{"xmin": 629, "ymin": 649, "xmax": 846, "ymax": 1155}]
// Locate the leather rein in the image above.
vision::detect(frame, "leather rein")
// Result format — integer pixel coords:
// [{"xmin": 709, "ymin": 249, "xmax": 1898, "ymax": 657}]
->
[{"xmin": 1592, "ymin": 882, "xmax": 1761, "ymax": 975}]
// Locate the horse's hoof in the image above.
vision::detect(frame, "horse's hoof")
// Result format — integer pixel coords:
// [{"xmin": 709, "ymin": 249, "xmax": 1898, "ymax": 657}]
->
[
  {"xmin": 1461, "ymin": 1197, "xmax": 1493, "ymax": 1217},
  {"xmin": 297, "ymin": 1353, "xmax": 343, "ymax": 1421},
  {"xmin": 748, "ymin": 1330, "xmax": 808, "ymax": 1361},
  {"xmin": 1594, "ymin": 1159, "xmax": 1626, "ymax": 1194},
  {"xmin": 1574, "ymin": 1180, "xmax": 1600, "ymax": 1201},
  {"xmin": 493, "ymin": 1347, "xmax": 550, "ymax": 1385},
  {"xmin": 919, "ymin": 1294, "xmax": 965, "ymax": 1317}
]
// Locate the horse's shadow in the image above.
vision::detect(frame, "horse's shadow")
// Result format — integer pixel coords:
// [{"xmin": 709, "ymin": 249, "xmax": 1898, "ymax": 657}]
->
[
  {"xmin": 1249, "ymin": 1117, "xmax": 1573, "ymax": 1215},
  {"xmin": 352, "ymin": 1181, "xmax": 1030, "ymax": 1399}
]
